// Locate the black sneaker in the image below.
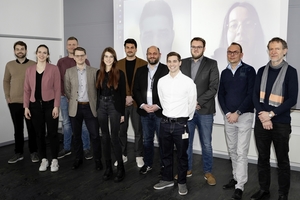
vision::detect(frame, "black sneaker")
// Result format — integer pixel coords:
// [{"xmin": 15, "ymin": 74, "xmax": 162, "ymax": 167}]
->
[
  {"xmin": 57, "ymin": 149, "xmax": 71, "ymax": 159},
  {"xmin": 30, "ymin": 152, "xmax": 40, "ymax": 163},
  {"xmin": 84, "ymin": 149, "xmax": 93, "ymax": 160},
  {"xmin": 8, "ymin": 153, "xmax": 23, "ymax": 164},
  {"xmin": 140, "ymin": 165, "xmax": 152, "ymax": 174}
]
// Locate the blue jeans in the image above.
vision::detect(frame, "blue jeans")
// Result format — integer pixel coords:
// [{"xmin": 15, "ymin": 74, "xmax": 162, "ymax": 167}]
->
[
  {"xmin": 187, "ymin": 112, "xmax": 213, "ymax": 173},
  {"xmin": 140, "ymin": 113, "xmax": 162, "ymax": 167},
  {"xmin": 60, "ymin": 96, "xmax": 90, "ymax": 150}
]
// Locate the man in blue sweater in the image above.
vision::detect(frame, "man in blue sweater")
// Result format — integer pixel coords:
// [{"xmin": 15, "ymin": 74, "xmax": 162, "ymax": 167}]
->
[
  {"xmin": 251, "ymin": 37, "xmax": 298, "ymax": 200},
  {"xmin": 218, "ymin": 42, "xmax": 256, "ymax": 200}
]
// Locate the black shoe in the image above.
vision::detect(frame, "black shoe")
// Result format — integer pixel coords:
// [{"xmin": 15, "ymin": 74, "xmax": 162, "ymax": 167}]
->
[
  {"xmin": 114, "ymin": 162, "xmax": 125, "ymax": 182},
  {"xmin": 72, "ymin": 159, "xmax": 83, "ymax": 170},
  {"xmin": 139, "ymin": 165, "xmax": 152, "ymax": 175},
  {"xmin": 95, "ymin": 159, "xmax": 103, "ymax": 171},
  {"xmin": 103, "ymin": 160, "xmax": 113, "ymax": 180},
  {"xmin": 250, "ymin": 190, "xmax": 270, "ymax": 200},
  {"xmin": 231, "ymin": 188, "xmax": 243, "ymax": 200},
  {"xmin": 223, "ymin": 179, "xmax": 237, "ymax": 190},
  {"xmin": 278, "ymin": 195, "xmax": 288, "ymax": 200}
]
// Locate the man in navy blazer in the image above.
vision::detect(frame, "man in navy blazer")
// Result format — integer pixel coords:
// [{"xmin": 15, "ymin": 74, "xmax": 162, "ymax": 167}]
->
[
  {"xmin": 133, "ymin": 46, "xmax": 168, "ymax": 174},
  {"xmin": 180, "ymin": 37, "xmax": 219, "ymax": 186}
]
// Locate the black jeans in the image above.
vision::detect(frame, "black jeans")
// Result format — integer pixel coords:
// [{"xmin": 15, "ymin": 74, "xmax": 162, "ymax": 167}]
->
[
  {"xmin": 254, "ymin": 120, "xmax": 291, "ymax": 196},
  {"xmin": 159, "ymin": 118, "xmax": 189, "ymax": 184},
  {"xmin": 70, "ymin": 104, "xmax": 101, "ymax": 161},
  {"xmin": 8, "ymin": 103, "xmax": 37, "ymax": 154},
  {"xmin": 97, "ymin": 99, "xmax": 122, "ymax": 162},
  {"xmin": 30, "ymin": 100, "xmax": 59, "ymax": 159}
]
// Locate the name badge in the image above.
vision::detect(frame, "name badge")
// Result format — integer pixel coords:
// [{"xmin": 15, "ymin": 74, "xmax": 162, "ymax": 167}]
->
[{"xmin": 182, "ymin": 133, "xmax": 189, "ymax": 139}]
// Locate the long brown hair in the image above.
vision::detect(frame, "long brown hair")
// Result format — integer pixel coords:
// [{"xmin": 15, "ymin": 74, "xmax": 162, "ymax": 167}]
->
[{"xmin": 96, "ymin": 47, "xmax": 120, "ymax": 90}]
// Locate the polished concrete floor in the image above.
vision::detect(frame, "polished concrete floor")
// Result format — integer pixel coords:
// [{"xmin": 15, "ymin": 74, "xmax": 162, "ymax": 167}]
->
[{"xmin": 0, "ymin": 139, "xmax": 300, "ymax": 200}]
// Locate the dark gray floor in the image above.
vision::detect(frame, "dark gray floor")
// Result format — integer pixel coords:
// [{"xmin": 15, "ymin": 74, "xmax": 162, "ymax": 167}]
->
[{"xmin": 0, "ymin": 139, "xmax": 300, "ymax": 200}]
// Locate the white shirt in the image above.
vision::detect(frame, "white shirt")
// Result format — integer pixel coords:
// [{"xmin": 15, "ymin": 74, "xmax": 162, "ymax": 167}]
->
[{"xmin": 157, "ymin": 71, "xmax": 197, "ymax": 120}]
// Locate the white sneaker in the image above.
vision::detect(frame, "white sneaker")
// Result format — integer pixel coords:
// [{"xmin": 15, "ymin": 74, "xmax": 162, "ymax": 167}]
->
[
  {"xmin": 114, "ymin": 155, "xmax": 128, "ymax": 167},
  {"xmin": 136, "ymin": 156, "xmax": 144, "ymax": 168},
  {"xmin": 39, "ymin": 158, "xmax": 49, "ymax": 172},
  {"xmin": 50, "ymin": 159, "xmax": 59, "ymax": 172}
]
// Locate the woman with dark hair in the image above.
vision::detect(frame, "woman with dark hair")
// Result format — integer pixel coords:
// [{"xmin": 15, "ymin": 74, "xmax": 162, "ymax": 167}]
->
[
  {"xmin": 96, "ymin": 47, "xmax": 126, "ymax": 182},
  {"xmin": 214, "ymin": 2, "xmax": 266, "ymax": 69},
  {"xmin": 24, "ymin": 44, "xmax": 61, "ymax": 172}
]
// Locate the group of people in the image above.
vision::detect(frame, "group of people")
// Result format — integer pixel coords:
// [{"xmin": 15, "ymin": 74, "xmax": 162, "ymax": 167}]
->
[{"xmin": 3, "ymin": 35, "xmax": 297, "ymax": 200}]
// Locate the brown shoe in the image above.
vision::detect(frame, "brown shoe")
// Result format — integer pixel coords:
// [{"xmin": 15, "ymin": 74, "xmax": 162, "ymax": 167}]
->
[
  {"xmin": 174, "ymin": 170, "xmax": 192, "ymax": 180},
  {"xmin": 204, "ymin": 173, "xmax": 216, "ymax": 186}
]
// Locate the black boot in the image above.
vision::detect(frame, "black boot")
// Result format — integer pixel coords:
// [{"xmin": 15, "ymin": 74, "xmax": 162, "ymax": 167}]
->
[
  {"xmin": 103, "ymin": 160, "xmax": 113, "ymax": 181},
  {"xmin": 114, "ymin": 161, "xmax": 125, "ymax": 182}
]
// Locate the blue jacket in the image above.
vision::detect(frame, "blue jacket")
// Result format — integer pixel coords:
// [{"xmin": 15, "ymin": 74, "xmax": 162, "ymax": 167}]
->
[{"xmin": 218, "ymin": 62, "xmax": 256, "ymax": 115}]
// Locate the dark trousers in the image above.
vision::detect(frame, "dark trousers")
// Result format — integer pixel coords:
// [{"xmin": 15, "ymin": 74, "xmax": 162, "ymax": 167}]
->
[
  {"xmin": 29, "ymin": 100, "xmax": 59, "ymax": 159},
  {"xmin": 8, "ymin": 103, "xmax": 37, "ymax": 154},
  {"xmin": 254, "ymin": 120, "xmax": 291, "ymax": 196},
  {"xmin": 97, "ymin": 100, "xmax": 122, "ymax": 162},
  {"xmin": 140, "ymin": 113, "xmax": 162, "ymax": 167},
  {"xmin": 159, "ymin": 118, "xmax": 189, "ymax": 184},
  {"xmin": 70, "ymin": 104, "xmax": 101, "ymax": 161},
  {"xmin": 119, "ymin": 104, "xmax": 143, "ymax": 157}
]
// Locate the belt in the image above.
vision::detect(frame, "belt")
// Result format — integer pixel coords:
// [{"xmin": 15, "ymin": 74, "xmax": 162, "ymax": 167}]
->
[
  {"xmin": 78, "ymin": 102, "xmax": 89, "ymax": 105},
  {"xmin": 99, "ymin": 96, "xmax": 113, "ymax": 102},
  {"xmin": 162, "ymin": 116, "xmax": 189, "ymax": 123}
]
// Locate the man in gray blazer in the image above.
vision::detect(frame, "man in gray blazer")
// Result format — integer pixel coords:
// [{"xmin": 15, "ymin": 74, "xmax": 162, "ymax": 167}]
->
[
  {"xmin": 64, "ymin": 47, "xmax": 102, "ymax": 170},
  {"xmin": 181, "ymin": 37, "xmax": 219, "ymax": 186}
]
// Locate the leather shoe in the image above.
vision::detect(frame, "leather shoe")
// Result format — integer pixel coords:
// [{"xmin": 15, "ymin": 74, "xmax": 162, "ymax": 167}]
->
[
  {"xmin": 223, "ymin": 178, "xmax": 237, "ymax": 190},
  {"xmin": 250, "ymin": 190, "xmax": 270, "ymax": 200},
  {"xmin": 278, "ymin": 195, "xmax": 288, "ymax": 200},
  {"xmin": 95, "ymin": 159, "xmax": 103, "ymax": 171},
  {"xmin": 72, "ymin": 159, "xmax": 83, "ymax": 170},
  {"xmin": 231, "ymin": 188, "xmax": 243, "ymax": 200}
]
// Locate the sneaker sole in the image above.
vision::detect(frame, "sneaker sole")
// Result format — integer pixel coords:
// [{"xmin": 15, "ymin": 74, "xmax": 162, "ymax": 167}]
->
[
  {"xmin": 85, "ymin": 156, "xmax": 93, "ymax": 160},
  {"xmin": 8, "ymin": 157, "xmax": 24, "ymax": 164},
  {"xmin": 57, "ymin": 152, "xmax": 71, "ymax": 159},
  {"xmin": 32, "ymin": 159, "xmax": 40, "ymax": 163},
  {"xmin": 153, "ymin": 183, "xmax": 174, "ymax": 190},
  {"xmin": 140, "ymin": 168, "xmax": 152, "ymax": 175},
  {"xmin": 179, "ymin": 190, "xmax": 188, "ymax": 195}
]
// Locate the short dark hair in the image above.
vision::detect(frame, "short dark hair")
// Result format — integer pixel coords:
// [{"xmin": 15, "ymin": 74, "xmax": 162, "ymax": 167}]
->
[
  {"xmin": 191, "ymin": 37, "xmax": 206, "ymax": 48},
  {"xmin": 230, "ymin": 42, "xmax": 243, "ymax": 53},
  {"xmin": 14, "ymin": 41, "xmax": 27, "ymax": 50},
  {"xmin": 124, "ymin": 38, "xmax": 137, "ymax": 48},
  {"xmin": 167, "ymin": 51, "xmax": 181, "ymax": 62},
  {"xmin": 67, "ymin": 36, "xmax": 78, "ymax": 43},
  {"xmin": 267, "ymin": 37, "xmax": 288, "ymax": 49},
  {"xmin": 73, "ymin": 47, "xmax": 86, "ymax": 55},
  {"xmin": 139, "ymin": 0, "xmax": 173, "ymax": 29}
]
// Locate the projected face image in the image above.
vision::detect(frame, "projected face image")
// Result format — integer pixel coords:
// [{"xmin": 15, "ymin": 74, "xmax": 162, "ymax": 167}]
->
[
  {"xmin": 227, "ymin": 6, "xmax": 255, "ymax": 56},
  {"xmin": 140, "ymin": 15, "xmax": 174, "ymax": 60}
]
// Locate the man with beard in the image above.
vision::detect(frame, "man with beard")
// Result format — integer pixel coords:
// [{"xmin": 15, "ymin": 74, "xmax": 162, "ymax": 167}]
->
[
  {"xmin": 3, "ymin": 41, "xmax": 38, "ymax": 164},
  {"xmin": 116, "ymin": 38, "xmax": 147, "ymax": 168},
  {"xmin": 180, "ymin": 37, "xmax": 219, "ymax": 186},
  {"xmin": 133, "ymin": 46, "xmax": 168, "ymax": 174}
]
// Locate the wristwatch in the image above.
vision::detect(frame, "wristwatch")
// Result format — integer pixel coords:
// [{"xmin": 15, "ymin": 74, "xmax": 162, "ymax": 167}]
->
[
  {"xmin": 236, "ymin": 110, "xmax": 242, "ymax": 115},
  {"xmin": 269, "ymin": 111, "xmax": 274, "ymax": 118}
]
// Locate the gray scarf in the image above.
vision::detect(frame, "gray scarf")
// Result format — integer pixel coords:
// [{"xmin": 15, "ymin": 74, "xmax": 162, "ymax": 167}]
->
[{"xmin": 260, "ymin": 60, "xmax": 288, "ymax": 107}]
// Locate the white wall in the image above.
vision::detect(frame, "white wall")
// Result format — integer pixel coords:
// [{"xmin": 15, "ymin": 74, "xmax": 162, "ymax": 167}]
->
[{"xmin": 0, "ymin": 0, "xmax": 64, "ymax": 145}]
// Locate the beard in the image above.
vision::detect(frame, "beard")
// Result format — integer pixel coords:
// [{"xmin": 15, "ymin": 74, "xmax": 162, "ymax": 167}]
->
[
  {"xmin": 15, "ymin": 53, "xmax": 26, "ymax": 59},
  {"xmin": 147, "ymin": 57, "xmax": 159, "ymax": 65}
]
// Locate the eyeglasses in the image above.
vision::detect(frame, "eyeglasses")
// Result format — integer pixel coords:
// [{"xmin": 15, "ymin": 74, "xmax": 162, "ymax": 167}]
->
[
  {"xmin": 227, "ymin": 51, "xmax": 240, "ymax": 55},
  {"xmin": 191, "ymin": 46, "xmax": 203, "ymax": 50},
  {"xmin": 74, "ymin": 54, "xmax": 85, "ymax": 58},
  {"xmin": 227, "ymin": 20, "xmax": 256, "ymax": 32}
]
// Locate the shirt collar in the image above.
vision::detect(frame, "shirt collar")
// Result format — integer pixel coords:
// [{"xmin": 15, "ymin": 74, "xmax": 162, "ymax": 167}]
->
[
  {"xmin": 16, "ymin": 58, "xmax": 29, "ymax": 64},
  {"xmin": 227, "ymin": 61, "xmax": 242, "ymax": 70}
]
